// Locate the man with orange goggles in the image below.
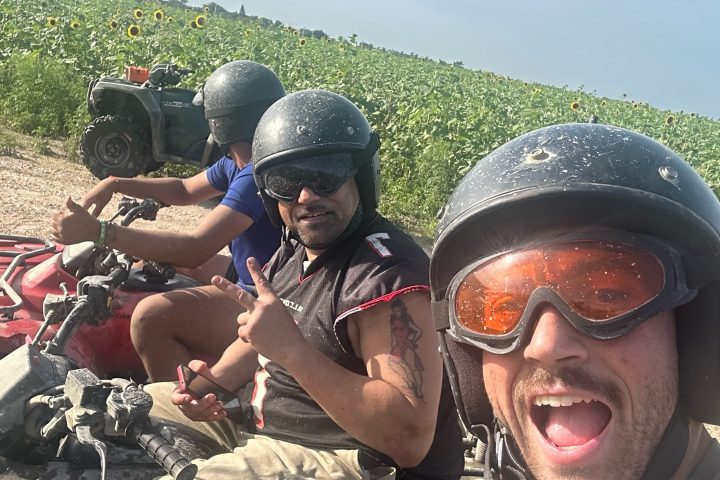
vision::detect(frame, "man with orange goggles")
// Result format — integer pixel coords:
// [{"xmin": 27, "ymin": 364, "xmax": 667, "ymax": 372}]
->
[{"xmin": 431, "ymin": 123, "xmax": 720, "ymax": 479}]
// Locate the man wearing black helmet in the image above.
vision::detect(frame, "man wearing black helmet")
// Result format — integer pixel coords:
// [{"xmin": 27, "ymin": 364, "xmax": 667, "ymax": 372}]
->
[
  {"xmin": 50, "ymin": 60, "xmax": 285, "ymax": 381},
  {"xmin": 430, "ymin": 123, "xmax": 720, "ymax": 479},
  {"xmin": 145, "ymin": 89, "xmax": 464, "ymax": 479}
]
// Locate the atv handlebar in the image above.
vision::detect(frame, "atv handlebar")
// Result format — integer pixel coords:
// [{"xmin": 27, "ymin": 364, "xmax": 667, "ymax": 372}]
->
[
  {"xmin": 132, "ymin": 419, "xmax": 198, "ymax": 480},
  {"xmin": 110, "ymin": 197, "xmax": 166, "ymax": 226},
  {"xmin": 148, "ymin": 64, "xmax": 192, "ymax": 88}
]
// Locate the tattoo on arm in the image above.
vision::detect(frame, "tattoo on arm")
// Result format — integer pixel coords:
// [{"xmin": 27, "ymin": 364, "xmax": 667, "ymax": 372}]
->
[{"xmin": 387, "ymin": 296, "xmax": 425, "ymax": 401}]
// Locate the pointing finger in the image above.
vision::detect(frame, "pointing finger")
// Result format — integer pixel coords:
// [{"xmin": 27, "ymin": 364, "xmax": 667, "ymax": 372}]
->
[
  {"xmin": 211, "ymin": 275, "xmax": 256, "ymax": 312},
  {"xmin": 246, "ymin": 257, "xmax": 275, "ymax": 298}
]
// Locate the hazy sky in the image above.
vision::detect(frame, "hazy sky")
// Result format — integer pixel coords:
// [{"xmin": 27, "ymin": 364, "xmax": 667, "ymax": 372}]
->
[{"xmin": 193, "ymin": 0, "xmax": 719, "ymax": 119}]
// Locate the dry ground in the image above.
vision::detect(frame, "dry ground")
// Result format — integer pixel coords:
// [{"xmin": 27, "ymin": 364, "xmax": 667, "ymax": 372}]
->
[
  {"xmin": 0, "ymin": 132, "xmax": 213, "ymax": 239},
  {"xmin": 1, "ymin": 131, "xmax": 719, "ymax": 442}
]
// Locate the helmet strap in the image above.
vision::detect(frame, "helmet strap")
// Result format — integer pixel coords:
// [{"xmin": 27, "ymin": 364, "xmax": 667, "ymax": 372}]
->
[
  {"xmin": 639, "ymin": 404, "xmax": 688, "ymax": 480},
  {"xmin": 487, "ymin": 420, "xmax": 531, "ymax": 479}
]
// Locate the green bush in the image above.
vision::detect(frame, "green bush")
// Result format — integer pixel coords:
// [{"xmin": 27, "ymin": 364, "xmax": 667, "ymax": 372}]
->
[
  {"xmin": 0, "ymin": 131, "xmax": 19, "ymax": 157},
  {"xmin": 63, "ymin": 102, "xmax": 91, "ymax": 163},
  {"xmin": 0, "ymin": 53, "xmax": 85, "ymax": 137}
]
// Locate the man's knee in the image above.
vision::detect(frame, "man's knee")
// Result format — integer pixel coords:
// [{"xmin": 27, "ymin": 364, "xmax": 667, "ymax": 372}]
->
[{"xmin": 131, "ymin": 294, "xmax": 173, "ymax": 342}]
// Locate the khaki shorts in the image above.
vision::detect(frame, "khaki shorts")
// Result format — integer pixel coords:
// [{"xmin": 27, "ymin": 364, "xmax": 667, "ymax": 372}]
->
[{"xmin": 145, "ymin": 382, "xmax": 396, "ymax": 480}]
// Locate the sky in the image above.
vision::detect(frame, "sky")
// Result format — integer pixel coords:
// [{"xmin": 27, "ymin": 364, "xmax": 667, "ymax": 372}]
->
[{"xmin": 191, "ymin": 0, "xmax": 720, "ymax": 119}]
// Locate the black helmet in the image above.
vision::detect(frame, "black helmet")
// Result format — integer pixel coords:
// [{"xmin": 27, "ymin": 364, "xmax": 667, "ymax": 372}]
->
[
  {"xmin": 193, "ymin": 60, "xmax": 285, "ymax": 146},
  {"xmin": 252, "ymin": 89, "xmax": 380, "ymax": 227},
  {"xmin": 430, "ymin": 123, "xmax": 720, "ymax": 436}
]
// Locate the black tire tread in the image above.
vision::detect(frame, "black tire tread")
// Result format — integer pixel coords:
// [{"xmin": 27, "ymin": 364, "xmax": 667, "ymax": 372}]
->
[{"xmin": 80, "ymin": 115, "xmax": 153, "ymax": 179}]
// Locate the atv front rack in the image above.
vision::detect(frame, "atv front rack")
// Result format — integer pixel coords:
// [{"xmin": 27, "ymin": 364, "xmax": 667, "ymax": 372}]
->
[{"xmin": 0, "ymin": 234, "xmax": 56, "ymax": 318}]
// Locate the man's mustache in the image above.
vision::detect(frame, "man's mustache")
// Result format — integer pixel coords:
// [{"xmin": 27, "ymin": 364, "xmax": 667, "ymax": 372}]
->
[
  {"xmin": 296, "ymin": 204, "xmax": 331, "ymax": 218},
  {"xmin": 517, "ymin": 366, "xmax": 623, "ymax": 408}
]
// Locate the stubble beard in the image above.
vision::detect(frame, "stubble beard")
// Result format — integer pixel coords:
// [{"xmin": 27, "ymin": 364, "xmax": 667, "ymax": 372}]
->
[
  {"xmin": 510, "ymin": 366, "xmax": 676, "ymax": 480},
  {"xmin": 292, "ymin": 210, "xmax": 343, "ymax": 250}
]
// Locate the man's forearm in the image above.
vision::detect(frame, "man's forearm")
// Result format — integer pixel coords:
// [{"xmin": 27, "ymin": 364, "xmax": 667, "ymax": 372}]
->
[
  {"xmin": 105, "ymin": 224, "xmax": 212, "ymax": 267},
  {"xmin": 210, "ymin": 338, "xmax": 259, "ymax": 391},
  {"xmin": 281, "ymin": 344, "xmax": 439, "ymax": 468},
  {"xmin": 108, "ymin": 177, "xmax": 197, "ymax": 206}
]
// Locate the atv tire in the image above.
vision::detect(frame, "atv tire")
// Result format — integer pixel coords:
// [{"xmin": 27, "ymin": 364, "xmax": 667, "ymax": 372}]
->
[{"xmin": 80, "ymin": 115, "xmax": 155, "ymax": 179}]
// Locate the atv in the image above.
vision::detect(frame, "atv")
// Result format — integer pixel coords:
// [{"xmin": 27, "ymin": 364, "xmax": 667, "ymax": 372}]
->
[{"xmin": 81, "ymin": 63, "xmax": 223, "ymax": 179}]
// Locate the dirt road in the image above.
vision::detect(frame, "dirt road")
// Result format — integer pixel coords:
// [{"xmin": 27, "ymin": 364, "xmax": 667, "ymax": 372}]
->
[{"xmin": 1, "ymin": 133, "xmax": 212, "ymax": 239}]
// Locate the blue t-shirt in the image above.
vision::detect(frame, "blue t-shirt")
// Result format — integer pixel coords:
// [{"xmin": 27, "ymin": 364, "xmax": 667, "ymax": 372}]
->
[{"xmin": 206, "ymin": 156, "xmax": 280, "ymax": 286}]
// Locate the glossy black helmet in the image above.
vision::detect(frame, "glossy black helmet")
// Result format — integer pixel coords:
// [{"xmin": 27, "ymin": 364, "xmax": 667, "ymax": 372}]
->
[
  {"xmin": 430, "ymin": 123, "xmax": 720, "ymax": 436},
  {"xmin": 193, "ymin": 60, "xmax": 285, "ymax": 146},
  {"xmin": 252, "ymin": 89, "xmax": 380, "ymax": 226}
]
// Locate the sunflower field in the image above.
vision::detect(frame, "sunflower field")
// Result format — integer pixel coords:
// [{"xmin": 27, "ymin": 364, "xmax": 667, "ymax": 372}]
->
[{"xmin": 1, "ymin": 0, "xmax": 719, "ymax": 236}]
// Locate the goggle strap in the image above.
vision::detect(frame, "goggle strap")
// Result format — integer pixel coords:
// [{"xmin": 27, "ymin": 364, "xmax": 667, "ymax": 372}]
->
[
  {"xmin": 432, "ymin": 298, "xmax": 451, "ymax": 331},
  {"xmin": 683, "ymin": 254, "xmax": 720, "ymax": 289}
]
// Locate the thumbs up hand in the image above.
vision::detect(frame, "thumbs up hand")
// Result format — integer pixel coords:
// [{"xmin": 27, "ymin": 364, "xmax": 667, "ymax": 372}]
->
[
  {"xmin": 212, "ymin": 257, "xmax": 310, "ymax": 368},
  {"xmin": 50, "ymin": 196, "xmax": 103, "ymax": 245}
]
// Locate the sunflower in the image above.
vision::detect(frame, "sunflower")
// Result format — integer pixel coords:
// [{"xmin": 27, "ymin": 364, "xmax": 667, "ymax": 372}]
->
[
  {"xmin": 166, "ymin": 16, "xmax": 174, "ymax": 23},
  {"xmin": 203, "ymin": 6, "xmax": 209, "ymax": 12},
  {"xmin": 47, "ymin": 16, "xmax": 58, "ymax": 27},
  {"xmin": 633, "ymin": 103, "xmax": 639, "ymax": 109},
  {"xmin": 133, "ymin": 8, "xmax": 143, "ymax": 20},
  {"xmin": 195, "ymin": 15, "xmax": 206, "ymax": 27},
  {"xmin": 108, "ymin": 19, "xmax": 118, "ymax": 29},
  {"xmin": 570, "ymin": 101, "xmax": 580, "ymax": 111},
  {"xmin": 601, "ymin": 100, "xmax": 607, "ymax": 106},
  {"xmin": 665, "ymin": 115, "xmax": 674, "ymax": 126},
  {"xmin": 127, "ymin": 24, "xmax": 140, "ymax": 38},
  {"xmin": 299, "ymin": 38, "xmax": 306, "ymax": 46},
  {"xmin": 70, "ymin": 19, "xmax": 81, "ymax": 29},
  {"xmin": 190, "ymin": 20, "xmax": 198, "ymax": 29},
  {"xmin": 154, "ymin": 9, "xmax": 164, "ymax": 21}
]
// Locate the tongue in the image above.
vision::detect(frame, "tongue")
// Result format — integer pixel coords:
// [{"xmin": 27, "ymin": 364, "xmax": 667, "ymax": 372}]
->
[{"xmin": 545, "ymin": 401, "xmax": 610, "ymax": 447}]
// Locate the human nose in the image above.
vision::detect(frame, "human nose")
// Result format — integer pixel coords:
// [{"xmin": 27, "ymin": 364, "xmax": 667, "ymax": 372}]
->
[
  {"xmin": 523, "ymin": 305, "xmax": 589, "ymax": 366},
  {"xmin": 296, "ymin": 186, "xmax": 321, "ymax": 204}
]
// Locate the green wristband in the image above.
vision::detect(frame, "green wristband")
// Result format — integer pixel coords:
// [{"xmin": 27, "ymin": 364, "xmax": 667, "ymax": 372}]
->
[{"xmin": 95, "ymin": 220, "xmax": 108, "ymax": 247}]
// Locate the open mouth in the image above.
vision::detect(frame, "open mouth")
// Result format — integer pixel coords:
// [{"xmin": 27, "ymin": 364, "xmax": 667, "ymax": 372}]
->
[{"xmin": 530, "ymin": 395, "xmax": 612, "ymax": 449}]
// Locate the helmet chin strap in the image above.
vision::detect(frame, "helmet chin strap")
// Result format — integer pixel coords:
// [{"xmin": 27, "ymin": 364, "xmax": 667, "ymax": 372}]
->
[
  {"xmin": 487, "ymin": 404, "xmax": 689, "ymax": 480},
  {"xmin": 639, "ymin": 404, "xmax": 689, "ymax": 480}
]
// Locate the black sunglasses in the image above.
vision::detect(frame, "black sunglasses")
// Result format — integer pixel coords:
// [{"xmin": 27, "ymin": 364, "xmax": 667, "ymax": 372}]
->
[{"xmin": 261, "ymin": 153, "xmax": 357, "ymax": 202}]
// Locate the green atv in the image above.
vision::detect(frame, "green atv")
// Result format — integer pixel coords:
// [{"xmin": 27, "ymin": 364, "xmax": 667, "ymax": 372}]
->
[{"xmin": 81, "ymin": 63, "xmax": 222, "ymax": 179}]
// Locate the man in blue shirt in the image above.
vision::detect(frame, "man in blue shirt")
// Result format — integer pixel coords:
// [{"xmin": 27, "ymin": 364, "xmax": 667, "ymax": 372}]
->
[{"xmin": 50, "ymin": 60, "xmax": 285, "ymax": 381}]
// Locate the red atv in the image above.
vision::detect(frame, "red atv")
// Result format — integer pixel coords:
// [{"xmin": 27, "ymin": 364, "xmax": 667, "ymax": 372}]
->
[
  {"xmin": 0, "ymin": 197, "xmax": 199, "ymax": 380},
  {"xmin": 0, "ymin": 197, "xmax": 487, "ymax": 478}
]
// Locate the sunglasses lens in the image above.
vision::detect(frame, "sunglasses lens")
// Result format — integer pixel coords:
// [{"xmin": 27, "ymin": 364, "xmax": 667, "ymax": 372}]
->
[
  {"xmin": 453, "ymin": 240, "xmax": 666, "ymax": 337},
  {"xmin": 263, "ymin": 154, "xmax": 355, "ymax": 201}
]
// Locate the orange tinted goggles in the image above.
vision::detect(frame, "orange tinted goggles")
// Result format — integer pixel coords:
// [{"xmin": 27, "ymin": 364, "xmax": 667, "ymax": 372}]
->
[{"xmin": 447, "ymin": 235, "xmax": 696, "ymax": 353}]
